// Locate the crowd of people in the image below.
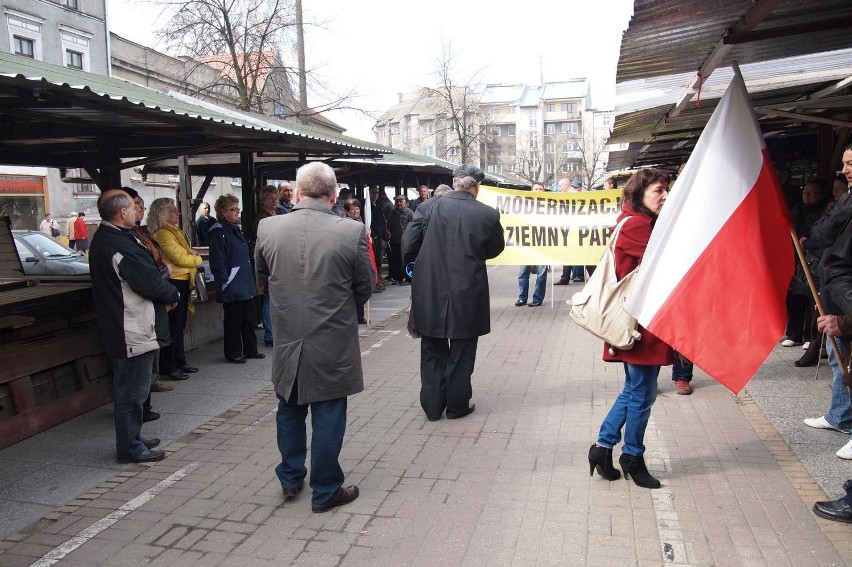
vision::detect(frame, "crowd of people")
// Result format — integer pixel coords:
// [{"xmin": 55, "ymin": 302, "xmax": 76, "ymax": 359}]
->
[{"xmin": 85, "ymin": 145, "xmax": 852, "ymax": 523}]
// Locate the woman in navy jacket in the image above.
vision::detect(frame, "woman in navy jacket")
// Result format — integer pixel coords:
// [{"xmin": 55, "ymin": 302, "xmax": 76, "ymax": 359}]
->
[{"xmin": 208, "ymin": 194, "xmax": 265, "ymax": 363}]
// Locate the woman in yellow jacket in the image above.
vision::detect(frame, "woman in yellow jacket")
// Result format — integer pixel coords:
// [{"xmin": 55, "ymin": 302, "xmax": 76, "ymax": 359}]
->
[{"xmin": 148, "ymin": 198, "xmax": 202, "ymax": 380}]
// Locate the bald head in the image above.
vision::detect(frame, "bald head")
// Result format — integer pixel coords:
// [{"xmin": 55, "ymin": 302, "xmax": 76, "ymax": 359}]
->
[{"xmin": 98, "ymin": 189, "xmax": 135, "ymax": 227}]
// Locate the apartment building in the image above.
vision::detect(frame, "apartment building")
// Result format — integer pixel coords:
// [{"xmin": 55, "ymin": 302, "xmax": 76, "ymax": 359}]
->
[
  {"xmin": 376, "ymin": 79, "xmax": 615, "ymax": 188},
  {"xmin": 0, "ymin": 0, "xmax": 109, "ymax": 229}
]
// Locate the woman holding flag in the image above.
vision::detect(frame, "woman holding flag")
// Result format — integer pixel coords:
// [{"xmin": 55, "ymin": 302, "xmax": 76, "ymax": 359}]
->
[{"xmin": 588, "ymin": 168, "xmax": 674, "ymax": 489}]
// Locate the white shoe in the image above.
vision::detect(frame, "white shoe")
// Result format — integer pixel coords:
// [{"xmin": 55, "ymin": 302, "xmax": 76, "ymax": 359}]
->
[
  {"xmin": 837, "ymin": 440, "xmax": 852, "ymax": 460},
  {"xmin": 802, "ymin": 341, "xmax": 810, "ymax": 350},
  {"xmin": 804, "ymin": 416, "xmax": 850, "ymax": 433},
  {"xmin": 781, "ymin": 339, "xmax": 801, "ymax": 347}
]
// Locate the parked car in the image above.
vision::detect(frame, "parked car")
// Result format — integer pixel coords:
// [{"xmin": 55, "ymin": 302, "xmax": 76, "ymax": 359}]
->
[{"xmin": 12, "ymin": 230, "xmax": 89, "ymax": 276}]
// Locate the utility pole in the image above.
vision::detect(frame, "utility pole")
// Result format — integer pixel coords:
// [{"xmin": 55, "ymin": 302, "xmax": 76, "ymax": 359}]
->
[{"xmin": 295, "ymin": 0, "xmax": 307, "ymax": 122}]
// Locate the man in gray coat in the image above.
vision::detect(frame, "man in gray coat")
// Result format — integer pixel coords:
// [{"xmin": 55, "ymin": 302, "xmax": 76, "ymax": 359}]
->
[
  {"xmin": 402, "ymin": 165, "xmax": 505, "ymax": 421},
  {"xmin": 255, "ymin": 162, "xmax": 375, "ymax": 513}
]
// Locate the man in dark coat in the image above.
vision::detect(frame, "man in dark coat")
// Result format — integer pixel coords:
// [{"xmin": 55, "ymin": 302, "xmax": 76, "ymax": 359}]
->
[
  {"xmin": 401, "ymin": 165, "xmax": 505, "ymax": 421},
  {"xmin": 255, "ymin": 161, "xmax": 374, "ymax": 513},
  {"xmin": 813, "ymin": 142, "xmax": 852, "ymax": 524},
  {"xmin": 387, "ymin": 195, "xmax": 414, "ymax": 284},
  {"xmin": 89, "ymin": 189, "xmax": 179, "ymax": 463}
]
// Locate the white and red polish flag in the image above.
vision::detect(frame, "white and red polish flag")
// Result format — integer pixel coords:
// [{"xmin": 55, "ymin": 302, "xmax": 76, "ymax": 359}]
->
[{"xmin": 623, "ymin": 70, "xmax": 793, "ymax": 394}]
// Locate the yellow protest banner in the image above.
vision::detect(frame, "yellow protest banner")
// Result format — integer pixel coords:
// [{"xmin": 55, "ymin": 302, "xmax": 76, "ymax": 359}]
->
[{"xmin": 478, "ymin": 185, "xmax": 624, "ymax": 265}]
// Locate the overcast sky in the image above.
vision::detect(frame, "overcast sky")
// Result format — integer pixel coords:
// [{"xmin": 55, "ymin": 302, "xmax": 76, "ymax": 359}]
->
[{"xmin": 109, "ymin": 0, "xmax": 634, "ymax": 139}]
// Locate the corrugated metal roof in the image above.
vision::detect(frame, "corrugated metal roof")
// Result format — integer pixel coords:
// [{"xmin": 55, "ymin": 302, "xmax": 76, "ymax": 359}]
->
[
  {"xmin": 0, "ymin": 52, "xmax": 383, "ymax": 153},
  {"xmin": 617, "ymin": 0, "xmax": 852, "ymax": 83}
]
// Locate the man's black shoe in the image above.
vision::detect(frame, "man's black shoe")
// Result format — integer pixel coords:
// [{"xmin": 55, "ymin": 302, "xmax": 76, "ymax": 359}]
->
[
  {"xmin": 142, "ymin": 411, "xmax": 160, "ymax": 423},
  {"xmin": 312, "ymin": 486, "xmax": 359, "ymax": 513},
  {"xmin": 514, "ymin": 300, "xmax": 526, "ymax": 306},
  {"xmin": 117, "ymin": 449, "xmax": 166, "ymax": 464},
  {"xmin": 226, "ymin": 356, "xmax": 247, "ymax": 364},
  {"xmin": 553, "ymin": 279, "xmax": 569, "ymax": 286},
  {"xmin": 246, "ymin": 353, "xmax": 266, "ymax": 359},
  {"xmin": 813, "ymin": 498, "xmax": 852, "ymax": 524},
  {"xmin": 142, "ymin": 438, "xmax": 160, "ymax": 449},
  {"xmin": 179, "ymin": 365, "xmax": 199, "ymax": 374},
  {"xmin": 528, "ymin": 301, "xmax": 542, "ymax": 307},
  {"xmin": 446, "ymin": 404, "xmax": 475, "ymax": 419}
]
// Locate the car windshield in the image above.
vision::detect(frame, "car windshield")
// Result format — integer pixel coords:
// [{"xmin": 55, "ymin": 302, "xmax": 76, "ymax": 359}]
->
[{"xmin": 19, "ymin": 233, "xmax": 77, "ymax": 257}]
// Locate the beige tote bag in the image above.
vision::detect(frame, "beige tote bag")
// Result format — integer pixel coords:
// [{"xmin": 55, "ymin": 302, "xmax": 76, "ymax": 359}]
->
[{"xmin": 568, "ymin": 216, "xmax": 642, "ymax": 350}]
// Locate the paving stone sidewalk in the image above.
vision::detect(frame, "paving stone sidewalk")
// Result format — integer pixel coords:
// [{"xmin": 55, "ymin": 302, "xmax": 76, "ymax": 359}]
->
[{"xmin": 1, "ymin": 267, "xmax": 850, "ymax": 566}]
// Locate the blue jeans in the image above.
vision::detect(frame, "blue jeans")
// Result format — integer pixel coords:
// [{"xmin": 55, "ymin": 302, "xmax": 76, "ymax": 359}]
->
[
  {"xmin": 518, "ymin": 265, "xmax": 548, "ymax": 304},
  {"xmin": 571, "ymin": 266, "xmax": 584, "ymax": 281},
  {"xmin": 262, "ymin": 295, "xmax": 273, "ymax": 343},
  {"xmin": 275, "ymin": 387, "xmax": 348, "ymax": 508},
  {"xmin": 825, "ymin": 339, "xmax": 852, "ymax": 433},
  {"xmin": 672, "ymin": 352, "xmax": 693, "ymax": 382},
  {"xmin": 598, "ymin": 363, "xmax": 660, "ymax": 456},
  {"xmin": 113, "ymin": 351, "xmax": 156, "ymax": 460}
]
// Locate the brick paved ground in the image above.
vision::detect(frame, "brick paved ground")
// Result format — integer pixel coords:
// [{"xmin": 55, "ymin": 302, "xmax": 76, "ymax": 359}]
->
[{"xmin": 1, "ymin": 267, "xmax": 850, "ymax": 566}]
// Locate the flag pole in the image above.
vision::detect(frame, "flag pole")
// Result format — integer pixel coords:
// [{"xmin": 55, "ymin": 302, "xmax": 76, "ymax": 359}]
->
[
  {"xmin": 732, "ymin": 59, "xmax": 849, "ymax": 386},
  {"xmin": 788, "ymin": 229, "xmax": 847, "ymax": 384}
]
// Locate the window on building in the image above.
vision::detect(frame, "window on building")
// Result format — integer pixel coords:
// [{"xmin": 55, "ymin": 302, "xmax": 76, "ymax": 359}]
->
[
  {"xmin": 562, "ymin": 121, "xmax": 580, "ymax": 134},
  {"xmin": 529, "ymin": 114, "xmax": 537, "ymax": 127},
  {"xmin": 546, "ymin": 163, "xmax": 553, "ymax": 174},
  {"xmin": 508, "ymin": 145, "xmax": 515, "ymax": 157},
  {"xmin": 65, "ymin": 168, "xmax": 95, "ymax": 194},
  {"xmin": 545, "ymin": 144, "xmax": 554, "ymax": 154},
  {"xmin": 563, "ymin": 161, "xmax": 580, "ymax": 172},
  {"xmin": 562, "ymin": 141, "xmax": 579, "ymax": 152},
  {"xmin": 273, "ymin": 103, "xmax": 290, "ymax": 118},
  {"xmin": 545, "ymin": 123, "xmax": 556, "ymax": 135},
  {"xmin": 66, "ymin": 49, "xmax": 83, "ymax": 69},
  {"xmin": 561, "ymin": 102, "xmax": 578, "ymax": 113},
  {"xmin": 487, "ymin": 165, "xmax": 502, "ymax": 174},
  {"xmin": 13, "ymin": 35, "xmax": 33, "ymax": 58},
  {"xmin": 491, "ymin": 125, "xmax": 501, "ymax": 137},
  {"xmin": 423, "ymin": 146, "xmax": 435, "ymax": 157},
  {"xmin": 510, "ymin": 164, "xmax": 517, "ymax": 174},
  {"xmin": 546, "ymin": 103, "xmax": 555, "ymax": 112},
  {"xmin": 448, "ymin": 146, "xmax": 461, "ymax": 157},
  {"xmin": 601, "ymin": 115, "xmax": 612, "ymax": 126},
  {"xmin": 507, "ymin": 124, "xmax": 516, "ymax": 136},
  {"xmin": 62, "ymin": 0, "xmax": 79, "ymax": 9},
  {"xmin": 421, "ymin": 122, "xmax": 434, "ymax": 135},
  {"xmin": 508, "ymin": 106, "xmax": 515, "ymax": 114}
]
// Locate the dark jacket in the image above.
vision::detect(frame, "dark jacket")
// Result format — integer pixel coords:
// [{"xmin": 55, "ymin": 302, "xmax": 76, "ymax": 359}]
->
[
  {"xmin": 823, "ymin": 215, "xmax": 852, "ymax": 318},
  {"xmin": 275, "ymin": 200, "xmax": 294, "ymax": 215},
  {"xmin": 208, "ymin": 219, "xmax": 256, "ymax": 303},
  {"xmin": 402, "ymin": 190, "xmax": 505, "ymax": 339},
  {"xmin": 805, "ymin": 191, "xmax": 852, "ymax": 261},
  {"xmin": 602, "ymin": 204, "xmax": 674, "ymax": 366},
  {"xmin": 368, "ymin": 202, "xmax": 386, "ymax": 241},
  {"xmin": 89, "ymin": 221, "xmax": 179, "ymax": 359},
  {"xmin": 410, "ymin": 197, "xmax": 427, "ymax": 212},
  {"xmin": 387, "ymin": 206, "xmax": 414, "ymax": 243},
  {"xmin": 196, "ymin": 214, "xmax": 215, "ymax": 247}
]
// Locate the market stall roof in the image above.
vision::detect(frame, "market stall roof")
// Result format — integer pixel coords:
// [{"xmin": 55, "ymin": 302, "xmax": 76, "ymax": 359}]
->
[
  {"xmin": 0, "ymin": 51, "xmax": 388, "ymax": 170},
  {"xmin": 617, "ymin": 0, "xmax": 852, "ymax": 83},
  {"xmin": 332, "ymin": 147, "xmax": 528, "ymax": 189},
  {"xmin": 608, "ymin": 0, "xmax": 852, "ymax": 170}
]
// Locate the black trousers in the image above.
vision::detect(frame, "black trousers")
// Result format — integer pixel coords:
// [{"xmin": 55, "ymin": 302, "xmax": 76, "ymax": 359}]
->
[
  {"xmin": 387, "ymin": 240, "xmax": 404, "ymax": 282},
  {"xmin": 419, "ymin": 336, "xmax": 478, "ymax": 420},
  {"xmin": 223, "ymin": 299, "xmax": 259, "ymax": 360},
  {"xmin": 159, "ymin": 279, "xmax": 190, "ymax": 373},
  {"xmin": 372, "ymin": 237, "xmax": 384, "ymax": 278}
]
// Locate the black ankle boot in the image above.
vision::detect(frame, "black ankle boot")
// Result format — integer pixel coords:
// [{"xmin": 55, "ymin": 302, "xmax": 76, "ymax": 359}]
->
[
  {"xmin": 795, "ymin": 338, "xmax": 821, "ymax": 367},
  {"xmin": 619, "ymin": 453, "xmax": 661, "ymax": 489},
  {"xmin": 588, "ymin": 444, "xmax": 621, "ymax": 481}
]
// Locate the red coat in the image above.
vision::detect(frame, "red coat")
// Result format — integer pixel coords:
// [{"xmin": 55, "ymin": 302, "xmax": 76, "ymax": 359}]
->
[
  {"xmin": 602, "ymin": 204, "xmax": 674, "ymax": 366},
  {"xmin": 74, "ymin": 217, "xmax": 88, "ymax": 240}
]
